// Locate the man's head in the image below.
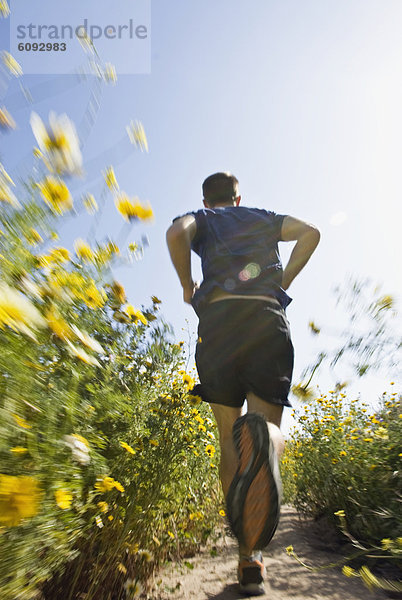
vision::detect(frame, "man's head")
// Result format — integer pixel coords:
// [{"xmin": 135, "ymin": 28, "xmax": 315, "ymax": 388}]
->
[{"xmin": 202, "ymin": 172, "xmax": 240, "ymax": 208}]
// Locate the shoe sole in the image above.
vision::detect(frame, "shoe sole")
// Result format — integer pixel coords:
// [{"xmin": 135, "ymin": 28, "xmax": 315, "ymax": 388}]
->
[{"xmin": 226, "ymin": 413, "xmax": 281, "ymax": 552}]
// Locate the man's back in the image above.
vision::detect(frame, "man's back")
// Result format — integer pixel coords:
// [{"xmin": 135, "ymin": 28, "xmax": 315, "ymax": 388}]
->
[{"xmin": 179, "ymin": 205, "xmax": 291, "ymax": 314}]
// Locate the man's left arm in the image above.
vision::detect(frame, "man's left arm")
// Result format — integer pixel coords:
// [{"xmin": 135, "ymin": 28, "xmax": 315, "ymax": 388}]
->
[{"xmin": 166, "ymin": 215, "xmax": 197, "ymax": 304}]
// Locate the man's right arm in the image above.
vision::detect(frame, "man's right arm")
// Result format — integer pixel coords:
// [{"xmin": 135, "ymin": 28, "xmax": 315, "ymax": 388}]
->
[{"xmin": 280, "ymin": 216, "xmax": 320, "ymax": 290}]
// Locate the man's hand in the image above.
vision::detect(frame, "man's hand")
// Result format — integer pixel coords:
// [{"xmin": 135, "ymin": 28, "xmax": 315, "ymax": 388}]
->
[{"xmin": 183, "ymin": 280, "xmax": 199, "ymax": 304}]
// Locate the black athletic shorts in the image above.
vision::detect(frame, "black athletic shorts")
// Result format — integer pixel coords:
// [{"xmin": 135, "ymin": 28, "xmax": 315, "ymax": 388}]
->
[{"xmin": 192, "ymin": 299, "xmax": 294, "ymax": 408}]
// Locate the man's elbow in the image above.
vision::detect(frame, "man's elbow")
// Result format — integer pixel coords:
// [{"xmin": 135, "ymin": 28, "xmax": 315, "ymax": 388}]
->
[{"xmin": 308, "ymin": 225, "xmax": 321, "ymax": 245}]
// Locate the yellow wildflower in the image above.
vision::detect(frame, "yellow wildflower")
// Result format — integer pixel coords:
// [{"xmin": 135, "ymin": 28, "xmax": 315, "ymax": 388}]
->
[
  {"xmin": 115, "ymin": 192, "xmax": 153, "ymax": 222},
  {"xmin": 30, "ymin": 112, "xmax": 82, "ymax": 176},
  {"xmin": 25, "ymin": 228, "xmax": 43, "ymax": 246},
  {"xmin": 113, "ymin": 480, "xmax": 124, "ymax": 493},
  {"xmin": 74, "ymin": 238, "xmax": 94, "ymax": 262},
  {"xmin": 83, "ymin": 193, "xmax": 98, "ymax": 214},
  {"xmin": 103, "ymin": 62, "xmax": 117, "ymax": 84},
  {"xmin": 205, "ymin": 444, "xmax": 215, "ymax": 457},
  {"xmin": 45, "ymin": 306, "xmax": 73, "ymax": 340},
  {"xmin": 125, "ymin": 304, "xmax": 148, "ymax": 325},
  {"xmin": 0, "ymin": 106, "xmax": 15, "ymax": 130},
  {"xmin": 167, "ymin": 530, "xmax": 175, "ymax": 539},
  {"xmin": 0, "ymin": 283, "xmax": 46, "ymax": 339},
  {"xmin": 0, "ymin": 474, "xmax": 41, "ymax": 526},
  {"xmin": 95, "ymin": 476, "xmax": 116, "ymax": 493},
  {"xmin": 10, "ymin": 446, "xmax": 28, "ymax": 454},
  {"xmin": 97, "ymin": 501, "xmax": 109, "ymax": 513},
  {"xmin": 109, "ymin": 280, "xmax": 126, "ymax": 305},
  {"xmin": 79, "ymin": 281, "xmax": 106, "ymax": 309},
  {"xmin": 0, "ymin": 163, "xmax": 20, "ymax": 208},
  {"xmin": 339, "ymin": 450, "xmax": 347, "ymax": 457},
  {"xmin": 55, "ymin": 489, "xmax": 72, "ymax": 510},
  {"xmin": 0, "ymin": 0, "xmax": 10, "ymax": 18},
  {"xmin": 334, "ymin": 510, "xmax": 345, "ymax": 518},
  {"xmin": 219, "ymin": 509, "xmax": 226, "ymax": 516},
  {"xmin": 37, "ymin": 176, "xmax": 73, "ymax": 214},
  {"xmin": 126, "ymin": 120, "xmax": 149, "ymax": 152},
  {"xmin": 13, "ymin": 414, "xmax": 31, "ymax": 429},
  {"xmin": 2, "ymin": 51, "xmax": 22, "ymax": 76},
  {"xmin": 149, "ymin": 439, "xmax": 159, "ymax": 447},
  {"xmin": 120, "ymin": 441, "xmax": 135, "ymax": 455},
  {"xmin": 104, "ymin": 166, "xmax": 118, "ymax": 191}
]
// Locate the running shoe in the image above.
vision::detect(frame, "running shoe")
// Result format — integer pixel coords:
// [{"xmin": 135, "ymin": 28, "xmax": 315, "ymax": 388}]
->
[
  {"xmin": 226, "ymin": 412, "xmax": 282, "ymax": 553},
  {"xmin": 238, "ymin": 550, "xmax": 266, "ymax": 596}
]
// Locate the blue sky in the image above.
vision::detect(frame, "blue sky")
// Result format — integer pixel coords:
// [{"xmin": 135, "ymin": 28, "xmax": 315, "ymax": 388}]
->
[{"xmin": 1, "ymin": 1, "xmax": 401, "ymax": 433}]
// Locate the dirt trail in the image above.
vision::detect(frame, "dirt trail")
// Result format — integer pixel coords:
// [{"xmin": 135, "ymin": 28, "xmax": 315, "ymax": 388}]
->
[{"xmin": 153, "ymin": 506, "xmax": 388, "ymax": 600}]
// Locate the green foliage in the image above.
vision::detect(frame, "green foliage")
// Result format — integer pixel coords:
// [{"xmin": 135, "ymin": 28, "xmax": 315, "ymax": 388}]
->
[
  {"xmin": 0, "ymin": 153, "xmax": 222, "ymax": 600},
  {"xmin": 281, "ymin": 388, "xmax": 402, "ymax": 590}
]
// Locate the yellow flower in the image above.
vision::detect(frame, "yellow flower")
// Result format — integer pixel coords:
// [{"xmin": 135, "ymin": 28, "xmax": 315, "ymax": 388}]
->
[
  {"xmin": 74, "ymin": 239, "xmax": 94, "ymax": 262},
  {"xmin": 97, "ymin": 501, "xmax": 109, "ymax": 513},
  {"xmin": 124, "ymin": 579, "xmax": 143, "ymax": 597},
  {"xmin": 125, "ymin": 305, "xmax": 148, "ymax": 325},
  {"xmin": 0, "ymin": 474, "xmax": 41, "ymax": 526},
  {"xmin": 308, "ymin": 320, "xmax": 320, "ymax": 335},
  {"xmin": 120, "ymin": 441, "xmax": 135, "ymax": 455},
  {"xmin": 182, "ymin": 372, "xmax": 195, "ymax": 391},
  {"xmin": 205, "ymin": 444, "xmax": 215, "ymax": 457},
  {"xmin": 95, "ymin": 476, "xmax": 116, "ymax": 493},
  {"xmin": 25, "ymin": 228, "xmax": 43, "ymax": 246},
  {"xmin": 104, "ymin": 166, "xmax": 118, "ymax": 191},
  {"xmin": 286, "ymin": 545, "xmax": 294, "ymax": 554},
  {"xmin": 167, "ymin": 530, "xmax": 175, "ymax": 539},
  {"xmin": 83, "ymin": 193, "xmax": 98, "ymax": 214},
  {"xmin": 13, "ymin": 414, "xmax": 31, "ymax": 429},
  {"xmin": 126, "ymin": 120, "xmax": 149, "ymax": 152},
  {"xmin": 10, "ymin": 446, "xmax": 28, "ymax": 454},
  {"xmin": 30, "ymin": 112, "xmax": 82, "ymax": 176},
  {"xmin": 0, "ymin": 163, "xmax": 20, "ymax": 208},
  {"xmin": 219, "ymin": 509, "xmax": 226, "ymax": 517},
  {"xmin": 188, "ymin": 394, "xmax": 202, "ymax": 406},
  {"xmin": 359, "ymin": 565, "xmax": 380, "ymax": 589},
  {"xmin": 79, "ymin": 281, "xmax": 106, "ymax": 309},
  {"xmin": 0, "ymin": 0, "xmax": 10, "ymax": 18},
  {"xmin": 2, "ymin": 51, "xmax": 22, "ymax": 76},
  {"xmin": 115, "ymin": 192, "xmax": 153, "ymax": 222},
  {"xmin": 381, "ymin": 538, "xmax": 393, "ymax": 550},
  {"xmin": 113, "ymin": 480, "xmax": 125, "ymax": 493},
  {"xmin": 37, "ymin": 176, "xmax": 73, "ymax": 214},
  {"xmin": 45, "ymin": 306, "xmax": 73, "ymax": 340},
  {"xmin": 55, "ymin": 489, "xmax": 72, "ymax": 510},
  {"xmin": 0, "ymin": 283, "xmax": 46, "ymax": 339},
  {"xmin": 0, "ymin": 106, "xmax": 16, "ymax": 130},
  {"xmin": 109, "ymin": 280, "xmax": 126, "ymax": 305},
  {"xmin": 103, "ymin": 62, "xmax": 117, "ymax": 84},
  {"xmin": 339, "ymin": 450, "xmax": 347, "ymax": 457},
  {"xmin": 149, "ymin": 439, "xmax": 159, "ymax": 447},
  {"xmin": 334, "ymin": 510, "xmax": 345, "ymax": 518}
]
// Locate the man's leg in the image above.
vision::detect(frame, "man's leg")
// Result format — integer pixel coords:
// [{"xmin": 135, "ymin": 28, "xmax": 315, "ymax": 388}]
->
[
  {"xmin": 209, "ymin": 402, "xmax": 242, "ymax": 498},
  {"xmin": 246, "ymin": 391, "xmax": 285, "ymax": 458}
]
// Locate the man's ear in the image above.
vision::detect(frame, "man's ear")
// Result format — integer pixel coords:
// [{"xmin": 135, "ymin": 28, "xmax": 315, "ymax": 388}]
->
[
  {"xmin": 235, "ymin": 195, "xmax": 241, "ymax": 206},
  {"xmin": 203, "ymin": 198, "xmax": 210, "ymax": 208}
]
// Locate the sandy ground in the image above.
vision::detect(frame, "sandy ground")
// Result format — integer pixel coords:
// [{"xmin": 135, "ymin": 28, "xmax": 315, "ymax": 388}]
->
[{"xmin": 152, "ymin": 506, "xmax": 390, "ymax": 600}]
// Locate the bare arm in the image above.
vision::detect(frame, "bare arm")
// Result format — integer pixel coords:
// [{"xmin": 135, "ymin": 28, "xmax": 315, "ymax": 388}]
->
[
  {"xmin": 166, "ymin": 215, "xmax": 197, "ymax": 304},
  {"xmin": 280, "ymin": 216, "xmax": 320, "ymax": 290}
]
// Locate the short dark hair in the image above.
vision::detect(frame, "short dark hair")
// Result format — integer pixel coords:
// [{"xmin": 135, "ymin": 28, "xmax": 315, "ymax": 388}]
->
[{"xmin": 202, "ymin": 172, "xmax": 239, "ymax": 207}]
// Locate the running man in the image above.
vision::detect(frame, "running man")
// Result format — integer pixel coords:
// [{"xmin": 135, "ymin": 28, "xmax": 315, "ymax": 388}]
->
[{"xmin": 166, "ymin": 172, "xmax": 320, "ymax": 595}]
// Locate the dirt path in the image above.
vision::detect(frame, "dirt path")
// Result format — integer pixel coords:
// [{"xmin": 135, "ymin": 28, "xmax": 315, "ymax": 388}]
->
[{"xmin": 152, "ymin": 506, "xmax": 388, "ymax": 600}]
